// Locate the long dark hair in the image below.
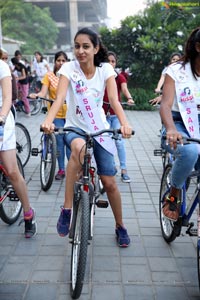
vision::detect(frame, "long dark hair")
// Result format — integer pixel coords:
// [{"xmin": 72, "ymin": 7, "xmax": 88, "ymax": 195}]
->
[
  {"xmin": 74, "ymin": 27, "xmax": 108, "ymax": 67},
  {"xmin": 53, "ymin": 51, "xmax": 68, "ymax": 74},
  {"xmin": 181, "ymin": 27, "xmax": 200, "ymax": 79},
  {"xmin": 34, "ymin": 51, "xmax": 44, "ymax": 62}
]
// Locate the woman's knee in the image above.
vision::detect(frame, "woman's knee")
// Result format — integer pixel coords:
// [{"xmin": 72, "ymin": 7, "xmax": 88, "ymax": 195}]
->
[
  {"xmin": 101, "ymin": 176, "xmax": 117, "ymax": 193},
  {"xmin": 178, "ymin": 144, "xmax": 198, "ymax": 165}
]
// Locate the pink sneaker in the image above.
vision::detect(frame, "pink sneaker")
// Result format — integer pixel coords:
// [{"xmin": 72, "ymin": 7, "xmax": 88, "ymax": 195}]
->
[{"xmin": 55, "ymin": 169, "xmax": 65, "ymax": 180}]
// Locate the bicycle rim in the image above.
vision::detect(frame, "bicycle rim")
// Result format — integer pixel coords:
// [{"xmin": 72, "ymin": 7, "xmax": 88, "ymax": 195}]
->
[
  {"xmin": 0, "ymin": 155, "xmax": 23, "ymax": 224},
  {"xmin": 29, "ymin": 98, "xmax": 42, "ymax": 115},
  {"xmin": 15, "ymin": 122, "xmax": 31, "ymax": 167},
  {"xmin": 159, "ymin": 164, "xmax": 179, "ymax": 242},
  {"xmin": 70, "ymin": 189, "xmax": 90, "ymax": 299},
  {"xmin": 40, "ymin": 133, "xmax": 57, "ymax": 191}
]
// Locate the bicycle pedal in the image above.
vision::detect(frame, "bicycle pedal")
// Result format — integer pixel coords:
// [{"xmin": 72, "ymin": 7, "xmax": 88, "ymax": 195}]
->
[
  {"xmin": 96, "ymin": 199, "xmax": 109, "ymax": 208},
  {"xmin": 154, "ymin": 149, "xmax": 163, "ymax": 156},
  {"xmin": 187, "ymin": 228, "xmax": 197, "ymax": 236},
  {"xmin": 186, "ymin": 222, "xmax": 197, "ymax": 236},
  {"xmin": 31, "ymin": 148, "xmax": 39, "ymax": 156}
]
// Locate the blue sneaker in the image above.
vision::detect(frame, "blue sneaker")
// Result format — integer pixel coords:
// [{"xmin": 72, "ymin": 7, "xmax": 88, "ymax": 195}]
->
[
  {"xmin": 115, "ymin": 226, "xmax": 130, "ymax": 247},
  {"xmin": 57, "ymin": 207, "xmax": 71, "ymax": 237},
  {"xmin": 121, "ymin": 173, "xmax": 131, "ymax": 183}
]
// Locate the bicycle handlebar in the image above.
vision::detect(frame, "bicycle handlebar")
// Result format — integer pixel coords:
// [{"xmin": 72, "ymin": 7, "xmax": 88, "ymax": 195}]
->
[
  {"xmin": 27, "ymin": 96, "xmax": 54, "ymax": 103},
  {"xmin": 163, "ymin": 135, "xmax": 200, "ymax": 144},
  {"xmin": 40, "ymin": 126, "xmax": 135, "ymax": 137}
]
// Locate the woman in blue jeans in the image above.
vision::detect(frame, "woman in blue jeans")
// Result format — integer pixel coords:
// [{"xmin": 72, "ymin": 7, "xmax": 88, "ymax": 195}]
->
[
  {"xmin": 160, "ymin": 27, "xmax": 200, "ymax": 221},
  {"xmin": 103, "ymin": 51, "xmax": 134, "ymax": 183},
  {"xmin": 29, "ymin": 51, "xmax": 69, "ymax": 180}
]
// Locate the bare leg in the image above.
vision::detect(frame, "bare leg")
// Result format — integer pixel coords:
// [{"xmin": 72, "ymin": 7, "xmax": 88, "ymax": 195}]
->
[
  {"xmin": 63, "ymin": 138, "xmax": 85, "ymax": 208},
  {"xmin": 100, "ymin": 175, "xmax": 124, "ymax": 227},
  {"xmin": 0, "ymin": 150, "xmax": 30, "ymax": 212}
]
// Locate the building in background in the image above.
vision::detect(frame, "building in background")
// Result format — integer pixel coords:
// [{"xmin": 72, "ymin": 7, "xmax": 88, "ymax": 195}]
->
[{"xmin": 24, "ymin": 0, "xmax": 108, "ymax": 56}]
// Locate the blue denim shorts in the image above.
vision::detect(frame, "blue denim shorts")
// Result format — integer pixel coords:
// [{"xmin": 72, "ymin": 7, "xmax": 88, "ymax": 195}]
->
[{"xmin": 64, "ymin": 127, "xmax": 117, "ymax": 176}]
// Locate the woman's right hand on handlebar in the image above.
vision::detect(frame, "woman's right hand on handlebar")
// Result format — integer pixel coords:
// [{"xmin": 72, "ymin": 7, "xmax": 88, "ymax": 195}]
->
[
  {"xmin": 165, "ymin": 129, "xmax": 183, "ymax": 149},
  {"xmin": 41, "ymin": 122, "xmax": 55, "ymax": 134},
  {"xmin": 28, "ymin": 93, "xmax": 38, "ymax": 99}
]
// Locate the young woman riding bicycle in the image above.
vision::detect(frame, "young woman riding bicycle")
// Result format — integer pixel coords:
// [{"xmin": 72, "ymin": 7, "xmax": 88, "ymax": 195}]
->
[
  {"xmin": 160, "ymin": 27, "xmax": 200, "ymax": 222},
  {"xmin": 29, "ymin": 51, "xmax": 69, "ymax": 180},
  {"xmin": 42, "ymin": 27, "xmax": 133, "ymax": 247}
]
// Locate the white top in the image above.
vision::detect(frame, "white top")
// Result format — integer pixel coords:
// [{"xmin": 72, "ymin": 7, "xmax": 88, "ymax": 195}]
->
[
  {"xmin": 58, "ymin": 60, "xmax": 116, "ymax": 132},
  {"xmin": 166, "ymin": 62, "xmax": 200, "ymax": 112},
  {"xmin": 0, "ymin": 60, "xmax": 15, "ymax": 150},
  {"xmin": 0, "ymin": 60, "xmax": 11, "ymax": 106},
  {"xmin": 32, "ymin": 58, "xmax": 49, "ymax": 81}
]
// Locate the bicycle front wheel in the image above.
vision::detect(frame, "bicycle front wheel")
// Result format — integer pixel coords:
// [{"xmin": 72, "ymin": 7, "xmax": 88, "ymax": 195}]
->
[
  {"xmin": 70, "ymin": 189, "xmax": 90, "ymax": 299},
  {"xmin": 40, "ymin": 133, "xmax": 57, "ymax": 191},
  {"xmin": 0, "ymin": 155, "xmax": 23, "ymax": 224},
  {"xmin": 15, "ymin": 122, "xmax": 31, "ymax": 167},
  {"xmin": 159, "ymin": 163, "xmax": 181, "ymax": 243}
]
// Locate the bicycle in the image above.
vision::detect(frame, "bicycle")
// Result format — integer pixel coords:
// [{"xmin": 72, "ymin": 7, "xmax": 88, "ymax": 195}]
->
[
  {"xmin": 32, "ymin": 128, "xmax": 57, "ymax": 192},
  {"xmin": 53, "ymin": 126, "xmax": 134, "ymax": 299},
  {"xmin": 15, "ymin": 122, "xmax": 31, "ymax": 167},
  {"xmin": 0, "ymin": 154, "xmax": 24, "ymax": 224},
  {"xmin": 159, "ymin": 136, "xmax": 200, "ymax": 289},
  {"xmin": 15, "ymin": 95, "xmax": 42, "ymax": 116}
]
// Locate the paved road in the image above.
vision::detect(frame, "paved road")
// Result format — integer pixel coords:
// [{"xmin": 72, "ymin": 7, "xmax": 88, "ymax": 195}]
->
[{"xmin": 0, "ymin": 109, "xmax": 199, "ymax": 300}]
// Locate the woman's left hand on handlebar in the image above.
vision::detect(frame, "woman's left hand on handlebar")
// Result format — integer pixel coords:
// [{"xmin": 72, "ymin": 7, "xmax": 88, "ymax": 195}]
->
[{"xmin": 120, "ymin": 124, "xmax": 133, "ymax": 138}]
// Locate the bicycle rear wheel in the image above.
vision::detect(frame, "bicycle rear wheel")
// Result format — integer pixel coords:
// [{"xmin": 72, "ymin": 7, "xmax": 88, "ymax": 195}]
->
[
  {"xmin": 29, "ymin": 98, "xmax": 42, "ymax": 115},
  {"xmin": 15, "ymin": 122, "xmax": 31, "ymax": 167},
  {"xmin": 159, "ymin": 163, "xmax": 181, "ymax": 242},
  {"xmin": 0, "ymin": 155, "xmax": 23, "ymax": 224},
  {"xmin": 70, "ymin": 188, "xmax": 90, "ymax": 299},
  {"xmin": 40, "ymin": 133, "xmax": 57, "ymax": 191}
]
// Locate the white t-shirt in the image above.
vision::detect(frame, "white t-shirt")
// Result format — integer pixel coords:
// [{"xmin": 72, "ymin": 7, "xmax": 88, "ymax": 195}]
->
[
  {"xmin": 0, "ymin": 60, "xmax": 15, "ymax": 150},
  {"xmin": 58, "ymin": 60, "xmax": 116, "ymax": 132},
  {"xmin": 0, "ymin": 60, "xmax": 11, "ymax": 106},
  {"xmin": 32, "ymin": 58, "xmax": 49, "ymax": 81},
  {"xmin": 166, "ymin": 62, "xmax": 200, "ymax": 112}
]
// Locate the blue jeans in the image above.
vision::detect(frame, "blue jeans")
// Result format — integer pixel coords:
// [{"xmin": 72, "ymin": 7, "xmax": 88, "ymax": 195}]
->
[
  {"xmin": 64, "ymin": 127, "xmax": 116, "ymax": 176},
  {"xmin": 161, "ymin": 113, "xmax": 200, "ymax": 189},
  {"xmin": 53, "ymin": 118, "xmax": 68, "ymax": 170},
  {"xmin": 106, "ymin": 115, "xmax": 127, "ymax": 170}
]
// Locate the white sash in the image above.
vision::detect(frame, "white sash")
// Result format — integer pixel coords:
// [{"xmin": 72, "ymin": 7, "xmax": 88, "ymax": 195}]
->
[
  {"xmin": 175, "ymin": 65, "xmax": 200, "ymax": 139},
  {"xmin": 70, "ymin": 61, "xmax": 116, "ymax": 154}
]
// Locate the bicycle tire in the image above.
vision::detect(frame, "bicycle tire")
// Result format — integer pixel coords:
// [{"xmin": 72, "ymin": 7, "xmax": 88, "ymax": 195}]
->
[
  {"xmin": 30, "ymin": 98, "xmax": 42, "ymax": 115},
  {"xmin": 159, "ymin": 163, "xmax": 181, "ymax": 243},
  {"xmin": 70, "ymin": 189, "xmax": 90, "ymax": 299},
  {"xmin": 15, "ymin": 122, "xmax": 31, "ymax": 167},
  {"xmin": 0, "ymin": 155, "xmax": 23, "ymax": 224},
  {"xmin": 40, "ymin": 133, "xmax": 57, "ymax": 191},
  {"xmin": 197, "ymin": 238, "xmax": 200, "ymax": 290}
]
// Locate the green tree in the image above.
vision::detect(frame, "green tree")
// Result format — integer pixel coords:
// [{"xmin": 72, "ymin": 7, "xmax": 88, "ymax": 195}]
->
[
  {"xmin": 100, "ymin": 0, "xmax": 200, "ymax": 93},
  {"xmin": 0, "ymin": 0, "xmax": 58, "ymax": 54}
]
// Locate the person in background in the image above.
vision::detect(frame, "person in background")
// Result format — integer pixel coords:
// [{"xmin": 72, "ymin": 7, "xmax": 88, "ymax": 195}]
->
[
  {"xmin": 42, "ymin": 27, "xmax": 133, "ymax": 247},
  {"xmin": 0, "ymin": 49, "xmax": 36, "ymax": 238},
  {"xmin": 0, "ymin": 48, "xmax": 17, "ymax": 104},
  {"xmin": 29, "ymin": 51, "xmax": 68, "ymax": 180},
  {"xmin": 32, "ymin": 51, "xmax": 50, "ymax": 90},
  {"xmin": 160, "ymin": 27, "xmax": 200, "ymax": 221},
  {"xmin": 32, "ymin": 51, "xmax": 51, "ymax": 112},
  {"xmin": 11, "ymin": 57, "xmax": 31, "ymax": 116},
  {"xmin": 149, "ymin": 53, "xmax": 182, "ymax": 106},
  {"xmin": 103, "ymin": 51, "xmax": 134, "ymax": 183}
]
